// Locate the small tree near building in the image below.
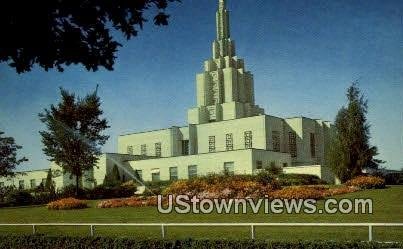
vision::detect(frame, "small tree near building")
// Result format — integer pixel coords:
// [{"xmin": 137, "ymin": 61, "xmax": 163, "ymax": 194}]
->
[
  {"xmin": 327, "ymin": 82, "xmax": 384, "ymax": 182},
  {"xmin": 0, "ymin": 131, "xmax": 28, "ymax": 177},
  {"xmin": 39, "ymin": 87, "xmax": 109, "ymax": 196}
]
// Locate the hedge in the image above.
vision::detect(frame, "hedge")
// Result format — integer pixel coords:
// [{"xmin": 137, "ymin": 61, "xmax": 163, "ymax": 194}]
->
[{"xmin": 0, "ymin": 236, "xmax": 401, "ymax": 249}]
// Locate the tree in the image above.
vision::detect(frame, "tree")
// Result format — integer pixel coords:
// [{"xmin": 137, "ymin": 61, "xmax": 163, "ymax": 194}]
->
[
  {"xmin": 44, "ymin": 169, "xmax": 54, "ymax": 192},
  {"xmin": 327, "ymin": 82, "xmax": 383, "ymax": 182},
  {"xmin": 39, "ymin": 87, "xmax": 109, "ymax": 196},
  {"xmin": 103, "ymin": 164, "xmax": 122, "ymax": 187},
  {"xmin": 0, "ymin": 0, "xmax": 180, "ymax": 73},
  {"xmin": 0, "ymin": 131, "xmax": 28, "ymax": 177}
]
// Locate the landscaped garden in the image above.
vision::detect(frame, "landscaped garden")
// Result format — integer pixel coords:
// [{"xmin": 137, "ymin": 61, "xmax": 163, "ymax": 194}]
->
[{"xmin": 0, "ymin": 172, "xmax": 402, "ymax": 243}]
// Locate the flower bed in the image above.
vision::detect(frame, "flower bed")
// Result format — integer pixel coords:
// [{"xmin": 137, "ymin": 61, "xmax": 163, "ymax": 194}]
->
[
  {"xmin": 270, "ymin": 185, "xmax": 359, "ymax": 200},
  {"xmin": 47, "ymin": 198, "xmax": 88, "ymax": 210},
  {"xmin": 97, "ymin": 196, "xmax": 159, "ymax": 208},
  {"xmin": 345, "ymin": 176, "xmax": 385, "ymax": 189}
]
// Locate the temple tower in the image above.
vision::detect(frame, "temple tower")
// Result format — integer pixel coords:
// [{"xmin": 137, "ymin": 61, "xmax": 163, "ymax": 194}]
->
[{"xmin": 188, "ymin": 0, "xmax": 264, "ymax": 124}]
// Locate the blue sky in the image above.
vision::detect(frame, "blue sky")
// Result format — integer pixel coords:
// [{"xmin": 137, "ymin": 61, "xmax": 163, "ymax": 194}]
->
[{"xmin": 0, "ymin": 0, "xmax": 402, "ymax": 171}]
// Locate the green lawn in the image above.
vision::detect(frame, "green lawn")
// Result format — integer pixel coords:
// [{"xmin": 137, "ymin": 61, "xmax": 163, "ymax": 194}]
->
[{"xmin": 0, "ymin": 186, "xmax": 402, "ymax": 241}]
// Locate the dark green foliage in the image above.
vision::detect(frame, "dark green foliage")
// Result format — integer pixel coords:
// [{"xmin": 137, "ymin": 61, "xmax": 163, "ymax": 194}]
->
[
  {"xmin": 278, "ymin": 174, "xmax": 327, "ymax": 186},
  {"xmin": 327, "ymin": 83, "xmax": 383, "ymax": 182},
  {"xmin": 58, "ymin": 184, "xmax": 136, "ymax": 200},
  {"xmin": 103, "ymin": 164, "xmax": 121, "ymax": 187},
  {"xmin": 45, "ymin": 169, "xmax": 55, "ymax": 192},
  {"xmin": 266, "ymin": 162, "xmax": 283, "ymax": 176},
  {"xmin": 0, "ymin": 131, "xmax": 28, "ymax": 177},
  {"xmin": 0, "ymin": 236, "xmax": 400, "ymax": 249},
  {"xmin": 3, "ymin": 189, "xmax": 33, "ymax": 206},
  {"xmin": 143, "ymin": 180, "xmax": 174, "ymax": 196},
  {"xmin": 0, "ymin": 0, "xmax": 180, "ymax": 73},
  {"xmin": 39, "ymin": 87, "xmax": 109, "ymax": 196}
]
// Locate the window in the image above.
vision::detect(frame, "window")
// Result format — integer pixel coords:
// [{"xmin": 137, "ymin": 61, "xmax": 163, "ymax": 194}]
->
[
  {"xmin": 226, "ymin": 133, "xmax": 233, "ymax": 151},
  {"xmin": 244, "ymin": 131, "xmax": 252, "ymax": 149},
  {"xmin": 289, "ymin": 132, "xmax": 297, "ymax": 158},
  {"xmin": 127, "ymin": 146, "xmax": 133, "ymax": 155},
  {"xmin": 182, "ymin": 140, "xmax": 189, "ymax": 155},
  {"xmin": 30, "ymin": 179, "xmax": 36, "ymax": 188},
  {"xmin": 223, "ymin": 162, "xmax": 235, "ymax": 174},
  {"xmin": 310, "ymin": 133, "xmax": 316, "ymax": 158},
  {"xmin": 256, "ymin": 160, "xmax": 263, "ymax": 169},
  {"xmin": 208, "ymin": 136, "xmax": 216, "ymax": 152},
  {"xmin": 272, "ymin": 131, "xmax": 280, "ymax": 152},
  {"xmin": 155, "ymin": 142, "xmax": 162, "ymax": 157},
  {"xmin": 151, "ymin": 169, "xmax": 160, "ymax": 182},
  {"xmin": 283, "ymin": 162, "xmax": 288, "ymax": 167},
  {"xmin": 19, "ymin": 180, "xmax": 24, "ymax": 189},
  {"xmin": 135, "ymin": 170, "xmax": 143, "ymax": 180},
  {"xmin": 169, "ymin": 167, "xmax": 178, "ymax": 181},
  {"xmin": 0, "ymin": 182, "xmax": 4, "ymax": 187},
  {"xmin": 141, "ymin": 144, "xmax": 147, "ymax": 156},
  {"xmin": 188, "ymin": 165, "xmax": 197, "ymax": 179}
]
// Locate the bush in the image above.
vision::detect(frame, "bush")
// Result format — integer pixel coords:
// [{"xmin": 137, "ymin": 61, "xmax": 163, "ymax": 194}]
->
[
  {"xmin": 3, "ymin": 190, "xmax": 33, "ymax": 206},
  {"xmin": 278, "ymin": 174, "xmax": 327, "ymax": 186},
  {"xmin": 345, "ymin": 176, "xmax": 385, "ymax": 189},
  {"xmin": 0, "ymin": 236, "xmax": 400, "ymax": 249},
  {"xmin": 58, "ymin": 182, "xmax": 137, "ymax": 200},
  {"xmin": 47, "ymin": 198, "xmax": 88, "ymax": 210}
]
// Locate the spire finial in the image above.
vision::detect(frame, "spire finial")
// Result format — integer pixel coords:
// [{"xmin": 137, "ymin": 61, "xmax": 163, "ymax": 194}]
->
[{"xmin": 216, "ymin": 0, "xmax": 230, "ymax": 40}]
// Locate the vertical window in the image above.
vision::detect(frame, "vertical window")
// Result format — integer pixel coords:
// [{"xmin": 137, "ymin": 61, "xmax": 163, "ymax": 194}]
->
[
  {"xmin": 155, "ymin": 142, "xmax": 161, "ymax": 157},
  {"xmin": 244, "ymin": 131, "xmax": 252, "ymax": 149},
  {"xmin": 289, "ymin": 132, "xmax": 297, "ymax": 158},
  {"xmin": 283, "ymin": 163, "xmax": 288, "ymax": 167},
  {"xmin": 182, "ymin": 140, "xmax": 189, "ymax": 155},
  {"xmin": 135, "ymin": 170, "xmax": 143, "ymax": 180},
  {"xmin": 151, "ymin": 169, "xmax": 160, "ymax": 182},
  {"xmin": 188, "ymin": 165, "xmax": 197, "ymax": 179},
  {"xmin": 223, "ymin": 162, "xmax": 235, "ymax": 174},
  {"xmin": 141, "ymin": 144, "xmax": 147, "ymax": 156},
  {"xmin": 310, "ymin": 133, "xmax": 316, "ymax": 158},
  {"xmin": 127, "ymin": 146, "xmax": 133, "ymax": 155},
  {"xmin": 208, "ymin": 136, "xmax": 216, "ymax": 152},
  {"xmin": 226, "ymin": 133, "xmax": 233, "ymax": 151},
  {"xmin": 19, "ymin": 180, "xmax": 24, "ymax": 189},
  {"xmin": 30, "ymin": 179, "xmax": 36, "ymax": 188},
  {"xmin": 169, "ymin": 167, "xmax": 178, "ymax": 181},
  {"xmin": 272, "ymin": 131, "xmax": 280, "ymax": 152},
  {"xmin": 256, "ymin": 160, "xmax": 263, "ymax": 169}
]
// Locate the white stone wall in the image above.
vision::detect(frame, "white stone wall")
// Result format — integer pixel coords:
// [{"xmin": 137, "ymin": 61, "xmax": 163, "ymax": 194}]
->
[{"xmin": 0, "ymin": 169, "xmax": 48, "ymax": 190}]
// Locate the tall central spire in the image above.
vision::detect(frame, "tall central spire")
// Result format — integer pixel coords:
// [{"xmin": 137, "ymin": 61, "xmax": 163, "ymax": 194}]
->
[
  {"xmin": 216, "ymin": 0, "xmax": 230, "ymax": 40},
  {"xmin": 213, "ymin": 0, "xmax": 235, "ymax": 58}
]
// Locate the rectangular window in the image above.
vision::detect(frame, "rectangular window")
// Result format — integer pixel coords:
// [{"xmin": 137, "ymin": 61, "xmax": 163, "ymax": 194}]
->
[
  {"xmin": 226, "ymin": 133, "xmax": 233, "ymax": 151},
  {"xmin": 272, "ymin": 131, "xmax": 280, "ymax": 152},
  {"xmin": 30, "ymin": 179, "xmax": 36, "ymax": 188},
  {"xmin": 155, "ymin": 142, "xmax": 162, "ymax": 157},
  {"xmin": 127, "ymin": 146, "xmax": 133, "ymax": 155},
  {"xmin": 283, "ymin": 162, "xmax": 288, "ymax": 167},
  {"xmin": 19, "ymin": 180, "xmax": 24, "ymax": 189},
  {"xmin": 151, "ymin": 169, "xmax": 160, "ymax": 182},
  {"xmin": 256, "ymin": 160, "xmax": 263, "ymax": 169},
  {"xmin": 223, "ymin": 162, "xmax": 235, "ymax": 174},
  {"xmin": 141, "ymin": 144, "xmax": 147, "ymax": 156},
  {"xmin": 182, "ymin": 140, "xmax": 189, "ymax": 155},
  {"xmin": 289, "ymin": 132, "xmax": 297, "ymax": 158},
  {"xmin": 188, "ymin": 165, "xmax": 197, "ymax": 179},
  {"xmin": 135, "ymin": 170, "xmax": 143, "ymax": 180},
  {"xmin": 244, "ymin": 131, "xmax": 252, "ymax": 149},
  {"xmin": 169, "ymin": 167, "xmax": 178, "ymax": 181},
  {"xmin": 208, "ymin": 136, "xmax": 216, "ymax": 152},
  {"xmin": 310, "ymin": 133, "xmax": 316, "ymax": 158}
]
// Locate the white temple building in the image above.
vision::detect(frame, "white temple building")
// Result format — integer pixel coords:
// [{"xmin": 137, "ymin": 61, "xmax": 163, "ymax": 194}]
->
[{"xmin": 0, "ymin": 0, "xmax": 338, "ymax": 191}]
